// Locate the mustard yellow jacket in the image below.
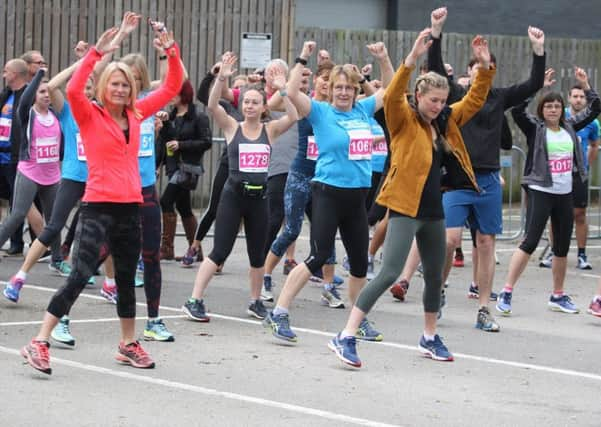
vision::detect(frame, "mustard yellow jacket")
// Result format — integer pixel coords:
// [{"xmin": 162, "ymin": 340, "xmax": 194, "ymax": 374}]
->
[{"xmin": 376, "ymin": 64, "xmax": 495, "ymax": 217}]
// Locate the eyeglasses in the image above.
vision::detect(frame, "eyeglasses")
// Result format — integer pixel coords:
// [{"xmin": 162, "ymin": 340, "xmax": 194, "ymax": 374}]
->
[{"xmin": 30, "ymin": 60, "xmax": 47, "ymax": 66}]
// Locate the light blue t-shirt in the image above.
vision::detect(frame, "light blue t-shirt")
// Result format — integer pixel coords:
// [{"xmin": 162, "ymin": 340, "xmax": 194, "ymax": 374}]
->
[
  {"xmin": 138, "ymin": 90, "xmax": 157, "ymax": 187},
  {"xmin": 370, "ymin": 117, "xmax": 387, "ymax": 174},
  {"xmin": 565, "ymin": 108, "xmax": 599, "ymax": 171},
  {"xmin": 58, "ymin": 101, "xmax": 88, "ymax": 182},
  {"xmin": 308, "ymin": 96, "xmax": 376, "ymax": 188}
]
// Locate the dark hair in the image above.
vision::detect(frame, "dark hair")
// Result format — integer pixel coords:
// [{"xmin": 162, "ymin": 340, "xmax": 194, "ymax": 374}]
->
[
  {"xmin": 241, "ymin": 84, "xmax": 270, "ymax": 120},
  {"xmin": 179, "ymin": 79, "xmax": 194, "ymax": 105},
  {"xmin": 468, "ymin": 53, "xmax": 496, "ymax": 69},
  {"xmin": 316, "ymin": 60, "xmax": 335, "ymax": 77},
  {"xmin": 419, "ymin": 61, "xmax": 429, "ymax": 73},
  {"xmin": 536, "ymin": 91, "xmax": 566, "ymax": 125},
  {"xmin": 569, "ymin": 84, "xmax": 586, "ymax": 96}
]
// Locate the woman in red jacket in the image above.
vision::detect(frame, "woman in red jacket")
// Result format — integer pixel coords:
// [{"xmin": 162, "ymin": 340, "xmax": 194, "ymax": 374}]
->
[{"xmin": 20, "ymin": 23, "xmax": 184, "ymax": 375}]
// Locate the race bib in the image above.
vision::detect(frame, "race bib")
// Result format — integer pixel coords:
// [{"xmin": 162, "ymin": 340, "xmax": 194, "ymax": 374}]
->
[
  {"xmin": 239, "ymin": 143, "xmax": 270, "ymax": 173},
  {"xmin": 138, "ymin": 119, "xmax": 154, "ymax": 157},
  {"xmin": 76, "ymin": 133, "xmax": 86, "ymax": 161},
  {"xmin": 549, "ymin": 157, "xmax": 572, "ymax": 174},
  {"xmin": 36, "ymin": 137, "xmax": 60, "ymax": 164},
  {"xmin": 372, "ymin": 139, "xmax": 388, "ymax": 156},
  {"xmin": 347, "ymin": 129, "xmax": 373, "ymax": 160},
  {"xmin": 0, "ymin": 117, "xmax": 12, "ymax": 142},
  {"xmin": 306, "ymin": 136, "xmax": 319, "ymax": 161}
]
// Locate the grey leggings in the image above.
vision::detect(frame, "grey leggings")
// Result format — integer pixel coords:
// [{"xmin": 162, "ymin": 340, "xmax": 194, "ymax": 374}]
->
[
  {"xmin": 355, "ymin": 214, "xmax": 446, "ymax": 314},
  {"xmin": 0, "ymin": 171, "xmax": 60, "ymax": 261}
]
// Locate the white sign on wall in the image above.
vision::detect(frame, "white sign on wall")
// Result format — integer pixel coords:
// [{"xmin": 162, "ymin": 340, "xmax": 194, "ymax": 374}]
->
[{"xmin": 240, "ymin": 33, "xmax": 272, "ymax": 69}]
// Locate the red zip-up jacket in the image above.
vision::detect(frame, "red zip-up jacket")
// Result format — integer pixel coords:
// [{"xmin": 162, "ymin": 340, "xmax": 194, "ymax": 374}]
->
[{"xmin": 67, "ymin": 44, "xmax": 183, "ymax": 203}]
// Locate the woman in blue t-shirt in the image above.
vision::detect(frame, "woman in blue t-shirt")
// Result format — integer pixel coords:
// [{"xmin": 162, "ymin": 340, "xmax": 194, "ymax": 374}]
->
[{"xmin": 263, "ymin": 40, "xmax": 393, "ymax": 343}]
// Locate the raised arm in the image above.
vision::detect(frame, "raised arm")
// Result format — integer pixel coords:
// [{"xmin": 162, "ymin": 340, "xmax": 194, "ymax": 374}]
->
[
  {"xmin": 366, "ymin": 42, "xmax": 394, "ymax": 111},
  {"xmin": 197, "ymin": 62, "xmax": 220, "ymax": 105},
  {"xmin": 266, "ymin": 65, "xmax": 299, "ymax": 141},
  {"xmin": 569, "ymin": 67, "xmax": 601, "ymax": 132},
  {"xmin": 449, "ymin": 35, "xmax": 495, "ymax": 127},
  {"xmin": 48, "ymin": 42, "xmax": 91, "ymax": 114},
  {"xmin": 18, "ymin": 68, "xmax": 46, "ymax": 125},
  {"xmin": 510, "ymin": 99, "xmax": 537, "ymax": 145},
  {"xmin": 286, "ymin": 41, "xmax": 315, "ymax": 118},
  {"xmin": 207, "ymin": 52, "xmax": 239, "ymax": 138},
  {"xmin": 502, "ymin": 26, "xmax": 546, "ymax": 109}
]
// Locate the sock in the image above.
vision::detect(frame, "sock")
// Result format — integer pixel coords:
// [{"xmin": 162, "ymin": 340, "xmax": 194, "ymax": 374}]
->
[
  {"xmin": 502, "ymin": 285, "xmax": 513, "ymax": 293},
  {"xmin": 264, "ymin": 273, "xmax": 271, "ymax": 279},
  {"xmin": 471, "ymin": 281, "xmax": 478, "ymax": 289},
  {"xmin": 188, "ymin": 297, "xmax": 200, "ymax": 304},
  {"xmin": 552, "ymin": 291, "xmax": 564, "ymax": 298},
  {"xmin": 105, "ymin": 277, "xmax": 116, "ymax": 287},
  {"xmin": 16, "ymin": 270, "xmax": 27, "ymax": 280},
  {"xmin": 423, "ymin": 332, "xmax": 436, "ymax": 341},
  {"xmin": 368, "ymin": 254, "xmax": 374, "ymax": 262},
  {"xmin": 578, "ymin": 248, "xmax": 586, "ymax": 257},
  {"xmin": 340, "ymin": 329, "xmax": 355, "ymax": 338},
  {"xmin": 272, "ymin": 306, "xmax": 288, "ymax": 316},
  {"xmin": 148, "ymin": 317, "xmax": 158, "ymax": 322}
]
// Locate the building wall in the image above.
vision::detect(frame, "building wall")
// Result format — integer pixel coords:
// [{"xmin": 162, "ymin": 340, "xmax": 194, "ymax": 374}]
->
[{"xmin": 294, "ymin": 0, "xmax": 388, "ymax": 30}]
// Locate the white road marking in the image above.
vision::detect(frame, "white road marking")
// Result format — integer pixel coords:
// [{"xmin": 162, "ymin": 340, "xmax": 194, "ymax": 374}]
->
[{"xmin": 0, "ymin": 314, "xmax": 187, "ymax": 327}]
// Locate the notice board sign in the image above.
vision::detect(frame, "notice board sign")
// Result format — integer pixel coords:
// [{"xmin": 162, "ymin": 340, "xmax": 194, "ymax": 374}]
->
[{"xmin": 240, "ymin": 33, "xmax": 272, "ymax": 69}]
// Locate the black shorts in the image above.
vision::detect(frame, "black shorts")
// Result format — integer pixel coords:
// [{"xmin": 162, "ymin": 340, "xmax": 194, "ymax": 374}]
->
[{"xmin": 572, "ymin": 175, "xmax": 588, "ymax": 208}]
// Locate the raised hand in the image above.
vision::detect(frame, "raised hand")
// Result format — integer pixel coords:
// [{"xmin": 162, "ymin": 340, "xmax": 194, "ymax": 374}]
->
[
  {"xmin": 405, "ymin": 28, "xmax": 433, "ymax": 66},
  {"xmin": 119, "ymin": 11, "xmax": 141, "ymax": 35},
  {"xmin": 95, "ymin": 27, "xmax": 120, "ymax": 55},
  {"xmin": 300, "ymin": 41, "xmax": 316, "ymax": 60},
  {"xmin": 574, "ymin": 66, "xmax": 590, "ymax": 90},
  {"xmin": 74, "ymin": 41, "xmax": 89, "ymax": 59},
  {"xmin": 218, "ymin": 52, "xmax": 238, "ymax": 78},
  {"xmin": 472, "ymin": 35, "xmax": 491, "ymax": 69},
  {"xmin": 367, "ymin": 42, "xmax": 388, "ymax": 60},
  {"xmin": 431, "ymin": 7, "xmax": 447, "ymax": 37},
  {"xmin": 148, "ymin": 18, "xmax": 167, "ymax": 36},
  {"xmin": 361, "ymin": 63, "xmax": 373, "ymax": 77},
  {"xmin": 269, "ymin": 66, "xmax": 287, "ymax": 91},
  {"xmin": 156, "ymin": 30, "xmax": 175, "ymax": 51},
  {"xmin": 543, "ymin": 68, "xmax": 556, "ymax": 88},
  {"xmin": 528, "ymin": 26, "xmax": 545, "ymax": 56}
]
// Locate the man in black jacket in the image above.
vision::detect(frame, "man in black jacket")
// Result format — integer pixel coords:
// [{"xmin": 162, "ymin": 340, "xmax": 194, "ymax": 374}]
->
[
  {"xmin": 0, "ymin": 58, "xmax": 29, "ymax": 255},
  {"xmin": 427, "ymin": 7, "xmax": 546, "ymax": 332}
]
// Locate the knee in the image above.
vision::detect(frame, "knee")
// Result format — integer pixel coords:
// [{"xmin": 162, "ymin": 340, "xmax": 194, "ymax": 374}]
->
[
  {"xmin": 446, "ymin": 232, "xmax": 461, "ymax": 250},
  {"xmin": 518, "ymin": 239, "xmax": 536, "ymax": 255},
  {"xmin": 475, "ymin": 234, "xmax": 494, "ymax": 251},
  {"xmin": 208, "ymin": 251, "xmax": 226, "ymax": 267},
  {"xmin": 574, "ymin": 210, "xmax": 586, "ymax": 225}
]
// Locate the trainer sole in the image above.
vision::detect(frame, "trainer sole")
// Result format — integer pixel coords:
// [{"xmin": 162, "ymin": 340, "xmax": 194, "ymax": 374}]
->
[
  {"xmin": 417, "ymin": 345, "xmax": 454, "ymax": 362},
  {"xmin": 587, "ymin": 309, "xmax": 601, "ymax": 317},
  {"xmin": 246, "ymin": 309, "xmax": 266, "ymax": 320},
  {"xmin": 143, "ymin": 331, "xmax": 175, "ymax": 342},
  {"xmin": 20, "ymin": 347, "xmax": 52, "ymax": 374},
  {"xmin": 115, "ymin": 353, "xmax": 155, "ymax": 369},
  {"xmin": 548, "ymin": 304, "xmax": 580, "ymax": 314},
  {"xmin": 181, "ymin": 305, "xmax": 211, "ymax": 322}
]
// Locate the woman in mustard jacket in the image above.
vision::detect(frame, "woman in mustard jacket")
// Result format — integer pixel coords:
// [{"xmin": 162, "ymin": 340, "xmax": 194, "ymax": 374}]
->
[{"xmin": 329, "ymin": 28, "xmax": 496, "ymax": 367}]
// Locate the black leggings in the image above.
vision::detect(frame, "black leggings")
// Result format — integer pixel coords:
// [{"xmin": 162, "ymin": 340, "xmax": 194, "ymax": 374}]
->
[
  {"xmin": 519, "ymin": 189, "xmax": 573, "ymax": 257},
  {"xmin": 264, "ymin": 173, "xmax": 287, "ymax": 257},
  {"xmin": 195, "ymin": 160, "xmax": 228, "ymax": 242},
  {"xmin": 305, "ymin": 183, "xmax": 369, "ymax": 277},
  {"xmin": 140, "ymin": 185, "xmax": 162, "ymax": 318},
  {"xmin": 160, "ymin": 182, "xmax": 193, "ymax": 217},
  {"xmin": 208, "ymin": 180, "xmax": 268, "ymax": 268},
  {"xmin": 47, "ymin": 203, "xmax": 140, "ymax": 319}
]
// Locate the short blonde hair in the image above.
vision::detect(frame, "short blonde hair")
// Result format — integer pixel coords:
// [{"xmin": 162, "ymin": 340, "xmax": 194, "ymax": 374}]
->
[
  {"xmin": 120, "ymin": 53, "xmax": 151, "ymax": 91},
  {"xmin": 95, "ymin": 61, "xmax": 139, "ymax": 117},
  {"xmin": 328, "ymin": 64, "xmax": 361, "ymax": 104}
]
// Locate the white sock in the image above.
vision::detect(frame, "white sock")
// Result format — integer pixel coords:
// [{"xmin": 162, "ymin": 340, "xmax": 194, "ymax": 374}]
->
[
  {"xmin": 272, "ymin": 306, "xmax": 288, "ymax": 316},
  {"xmin": 423, "ymin": 332, "xmax": 436, "ymax": 341},
  {"xmin": 340, "ymin": 329, "xmax": 355, "ymax": 339},
  {"xmin": 105, "ymin": 277, "xmax": 116, "ymax": 287},
  {"xmin": 264, "ymin": 273, "xmax": 271, "ymax": 278},
  {"xmin": 16, "ymin": 270, "xmax": 27, "ymax": 280}
]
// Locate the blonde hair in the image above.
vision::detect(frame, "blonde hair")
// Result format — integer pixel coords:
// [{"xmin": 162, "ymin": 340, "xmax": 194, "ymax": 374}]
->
[
  {"xmin": 120, "ymin": 53, "xmax": 151, "ymax": 91},
  {"xmin": 95, "ymin": 61, "xmax": 139, "ymax": 117},
  {"xmin": 328, "ymin": 64, "xmax": 361, "ymax": 104},
  {"xmin": 414, "ymin": 72, "xmax": 451, "ymax": 152}
]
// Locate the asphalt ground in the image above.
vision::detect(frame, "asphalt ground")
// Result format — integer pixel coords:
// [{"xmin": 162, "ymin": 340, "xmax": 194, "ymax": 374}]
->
[{"xmin": 1, "ymin": 224, "xmax": 600, "ymax": 427}]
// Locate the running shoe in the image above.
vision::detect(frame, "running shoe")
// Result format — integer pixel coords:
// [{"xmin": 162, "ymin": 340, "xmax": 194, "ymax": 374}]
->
[
  {"xmin": 180, "ymin": 247, "xmax": 198, "ymax": 268},
  {"xmin": 539, "ymin": 251, "xmax": 553, "ymax": 268},
  {"xmin": 86, "ymin": 275, "xmax": 96, "ymax": 286},
  {"xmin": 453, "ymin": 251, "xmax": 464, "ymax": 267},
  {"xmin": 467, "ymin": 283, "xmax": 498, "ymax": 301},
  {"xmin": 366, "ymin": 256, "xmax": 375, "ymax": 280},
  {"xmin": 577, "ymin": 255, "xmax": 592, "ymax": 270},
  {"xmin": 496, "ymin": 290, "xmax": 513, "ymax": 316},
  {"xmin": 21, "ymin": 339, "xmax": 52, "ymax": 374},
  {"xmin": 328, "ymin": 333, "xmax": 361, "ymax": 368},
  {"xmin": 310, "ymin": 268, "xmax": 344, "ymax": 285},
  {"xmin": 144, "ymin": 318, "xmax": 175, "ymax": 342},
  {"xmin": 182, "ymin": 298, "xmax": 210, "ymax": 322},
  {"xmin": 587, "ymin": 298, "xmax": 601, "ymax": 317},
  {"xmin": 332, "ymin": 274, "xmax": 344, "ymax": 287},
  {"xmin": 38, "ymin": 250, "xmax": 51, "ymax": 262},
  {"xmin": 321, "ymin": 283, "xmax": 345, "ymax": 308},
  {"xmin": 48, "ymin": 261, "xmax": 72, "ymax": 277},
  {"xmin": 115, "ymin": 340, "xmax": 155, "ymax": 369},
  {"xmin": 134, "ymin": 275, "xmax": 144, "ymax": 287},
  {"xmin": 418, "ymin": 334, "xmax": 454, "ymax": 361},
  {"xmin": 100, "ymin": 281, "xmax": 118, "ymax": 304},
  {"xmin": 3, "ymin": 276, "xmax": 25, "ymax": 303},
  {"xmin": 417, "ymin": 262, "xmax": 424, "ymax": 276},
  {"xmin": 5, "ymin": 245, "xmax": 23, "ymax": 257},
  {"xmin": 356, "ymin": 318, "xmax": 383, "ymax": 342},
  {"xmin": 261, "ymin": 275, "xmax": 274, "ymax": 302},
  {"xmin": 51, "ymin": 316, "xmax": 76, "ymax": 346},
  {"xmin": 341, "ymin": 256, "xmax": 350, "ymax": 274},
  {"xmin": 475, "ymin": 307, "xmax": 500, "ymax": 332},
  {"xmin": 247, "ymin": 299, "xmax": 268, "ymax": 319},
  {"xmin": 137, "ymin": 256, "xmax": 144, "ymax": 273},
  {"xmin": 390, "ymin": 279, "xmax": 409, "ymax": 302},
  {"xmin": 548, "ymin": 294, "xmax": 579, "ymax": 314},
  {"xmin": 283, "ymin": 258, "xmax": 298, "ymax": 275},
  {"xmin": 263, "ymin": 311, "xmax": 297, "ymax": 342}
]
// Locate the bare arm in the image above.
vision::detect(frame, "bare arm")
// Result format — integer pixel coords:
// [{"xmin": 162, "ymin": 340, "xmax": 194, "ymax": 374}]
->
[
  {"xmin": 266, "ymin": 68, "xmax": 299, "ymax": 140},
  {"xmin": 208, "ymin": 52, "xmax": 239, "ymax": 140},
  {"xmin": 286, "ymin": 41, "xmax": 315, "ymax": 118},
  {"xmin": 366, "ymin": 42, "xmax": 393, "ymax": 111}
]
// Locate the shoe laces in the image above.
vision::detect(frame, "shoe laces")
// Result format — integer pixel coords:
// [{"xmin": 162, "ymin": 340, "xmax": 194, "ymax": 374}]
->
[
  {"xmin": 276, "ymin": 313, "xmax": 291, "ymax": 329},
  {"xmin": 264, "ymin": 277, "xmax": 272, "ymax": 291},
  {"xmin": 32, "ymin": 341, "xmax": 50, "ymax": 361},
  {"xmin": 125, "ymin": 341, "xmax": 148, "ymax": 358},
  {"xmin": 328, "ymin": 285, "xmax": 341, "ymax": 299},
  {"xmin": 502, "ymin": 291, "xmax": 512, "ymax": 304},
  {"xmin": 151, "ymin": 319, "xmax": 168, "ymax": 333},
  {"xmin": 59, "ymin": 319, "xmax": 71, "ymax": 335},
  {"xmin": 359, "ymin": 318, "xmax": 376, "ymax": 334}
]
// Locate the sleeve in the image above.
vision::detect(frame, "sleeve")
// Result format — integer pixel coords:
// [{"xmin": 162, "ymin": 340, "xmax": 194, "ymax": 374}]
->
[
  {"xmin": 500, "ymin": 115, "xmax": 513, "ymax": 150},
  {"xmin": 66, "ymin": 47, "xmax": 101, "ymax": 125},
  {"xmin": 17, "ymin": 69, "xmax": 45, "ymax": 124},
  {"xmin": 449, "ymin": 66, "xmax": 496, "ymax": 127},
  {"xmin": 510, "ymin": 99, "xmax": 538, "ymax": 143},
  {"xmin": 178, "ymin": 110, "xmax": 212, "ymax": 154},
  {"xmin": 383, "ymin": 63, "xmax": 413, "ymax": 137},
  {"xmin": 501, "ymin": 53, "xmax": 546, "ymax": 110},
  {"xmin": 136, "ymin": 43, "xmax": 185, "ymax": 119},
  {"xmin": 426, "ymin": 34, "xmax": 466, "ymax": 104},
  {"xmin": 358, "ymin": 95, "xmax": 377, "ymax": 117},
  {"xmin": 196, "ymin": 72, "xmax": 215, "ymax": 105},
  {"xmin": 306, "ymin": 99, "xmax": 322, "ymax": 127},
  {"xmin": 569, "ymin": 88, "xmax": 601, "ymax": 132}
]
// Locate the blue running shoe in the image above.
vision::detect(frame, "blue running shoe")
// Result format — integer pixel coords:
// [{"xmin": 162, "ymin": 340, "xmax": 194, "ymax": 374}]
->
[
  {"xmin": 182, "ymin": 298, "xmax": 210, "ymax": 322},
  {"xmin": 51, "ymin": 316, "xmax": 75, "ymax": 346},
  {"xmin": 4, "ymin": 276, "xmax": 25, "ymax": 303},
  {"xmin": 475, "ymin": 307, "xmax": 500, "ymax": 332},
  {"xmin": 328, "ymin": 333, "xmax": 361, "ymax": 368},
  {"xmin": 418, "ymin": 334, "xmax": 454, "ymax": 361},
  {"xmin": 263, "ymin": 311, "xmax": 297, "ymax": 342},
  {"xmin": 356, "ymin": 317, "xmax": 383, "ymax": 341},
  {"xmin": 548, "ymin": 294, "xmax": 579, "ymax": 314},
  {"xmin": 144, "ymin": 318, "xmax": 175, "ymax": 341},
  {"xmin": 496, "ymin": 291, "xmax": 513, "ymax": 316},
  {"xmin": 332, "ymin": 274, "xmax": 344, "ymax": 287},
  {"xmin": 342, "ymin": 256, "xmax": 350, "ymax": 275},
  {"xmin": 467, "ymin": 283, "xmax": 498, "ymax": 301}
]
